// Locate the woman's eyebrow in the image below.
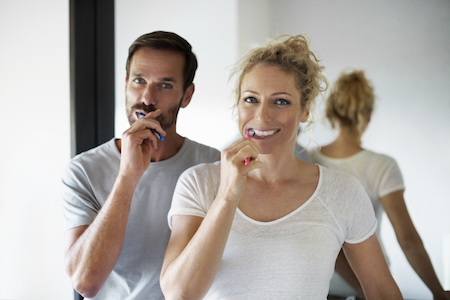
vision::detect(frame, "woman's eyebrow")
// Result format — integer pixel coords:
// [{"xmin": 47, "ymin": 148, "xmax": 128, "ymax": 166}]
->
[
  {"xmin": 272, "ymin": 92, "xmax": 292, "ymax": 97},
  {"xmin": 243, "ymin": 90, "xmax": 292, "ymax": 97}
]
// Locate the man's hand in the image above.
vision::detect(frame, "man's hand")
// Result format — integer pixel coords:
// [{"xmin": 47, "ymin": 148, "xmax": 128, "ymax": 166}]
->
[{"xmin": 119, "ymin": 109, "xmax": 166, "ymax": 180}]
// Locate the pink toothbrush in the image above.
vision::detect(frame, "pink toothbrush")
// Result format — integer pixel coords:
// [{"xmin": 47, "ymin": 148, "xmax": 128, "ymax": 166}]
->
[{"xmin": 245, "ymin": 129, "xmax": 250, "ymax": 166}]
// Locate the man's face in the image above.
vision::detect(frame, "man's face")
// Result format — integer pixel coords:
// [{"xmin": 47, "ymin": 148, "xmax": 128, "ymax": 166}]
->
[{"xmin": 125, "ymin": 47, "xmax": 187, "ymax": 130}]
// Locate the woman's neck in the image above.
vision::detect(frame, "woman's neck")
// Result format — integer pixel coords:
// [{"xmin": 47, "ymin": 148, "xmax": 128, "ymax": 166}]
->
[
  {"xmin": 250, "ymin": 150, "xmax": 313, "ymax": 184},
  {"xmin": 320, "ymin": 127, "xmax": 364, "ymax": 158}
]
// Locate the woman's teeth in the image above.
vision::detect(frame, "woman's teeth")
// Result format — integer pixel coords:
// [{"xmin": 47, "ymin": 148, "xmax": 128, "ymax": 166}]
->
[{"xmin": 253, "ymin": 129, "xmax": 279, "ymax": 136}]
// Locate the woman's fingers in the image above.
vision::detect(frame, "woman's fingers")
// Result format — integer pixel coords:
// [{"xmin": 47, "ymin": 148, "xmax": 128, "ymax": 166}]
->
[{"xmin": 221, "ymin": 138, "xmax": 262, "ymax": 174}]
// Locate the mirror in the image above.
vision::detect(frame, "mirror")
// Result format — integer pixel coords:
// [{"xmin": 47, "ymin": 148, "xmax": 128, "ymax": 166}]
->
[{"xmin": 114, "ymin": 1, "xmax": 450, "ymax": 298}]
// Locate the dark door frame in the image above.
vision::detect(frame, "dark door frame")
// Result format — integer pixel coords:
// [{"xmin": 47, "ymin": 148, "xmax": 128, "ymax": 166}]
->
[
  {"xmin": 69, "ymin": 0, "xmax": 115, "ymax": 299},
  {"xmin": 70, "ymin": 0, "xmax": 115, "ymax": 157}
]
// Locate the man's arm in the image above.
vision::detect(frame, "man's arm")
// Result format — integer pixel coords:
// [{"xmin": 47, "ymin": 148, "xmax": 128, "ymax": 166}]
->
[
  {"xmin": 64, "ymin": 174, "xmax": 138, "ymax": 297},
  {"xmin": 64, "ymin": 110, "xmax": 164, "ymax": 297}
]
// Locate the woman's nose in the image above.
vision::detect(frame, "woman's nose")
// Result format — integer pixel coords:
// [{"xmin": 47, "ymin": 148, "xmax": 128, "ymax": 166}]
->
[{"xmin": 255, "ymin": 103, "xmax": 272, "ymax": 122}]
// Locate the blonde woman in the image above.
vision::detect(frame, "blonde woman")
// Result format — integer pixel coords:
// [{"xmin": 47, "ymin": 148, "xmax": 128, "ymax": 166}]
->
[
  {"xmin": 309, "ymin": 70, "xmax": 449, "ymax": 300},
  {"xmin": 160, "ymin": 36, "xmax": 402, "ymax": 300}
]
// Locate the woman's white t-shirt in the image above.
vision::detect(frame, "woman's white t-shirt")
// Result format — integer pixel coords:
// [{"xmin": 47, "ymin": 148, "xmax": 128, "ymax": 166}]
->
[{"xmin": 168, "ymin": 162, "xmax": 377, "ymax": 299}]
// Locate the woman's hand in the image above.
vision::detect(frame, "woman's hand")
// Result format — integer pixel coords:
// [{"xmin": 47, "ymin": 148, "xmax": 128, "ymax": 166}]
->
[{"xmin": 217, "ymin": 138, "xmax": 263, "ymax": 203}]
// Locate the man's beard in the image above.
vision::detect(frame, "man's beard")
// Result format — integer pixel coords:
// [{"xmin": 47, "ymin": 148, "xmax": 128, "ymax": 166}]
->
[{"xmin": 126, "ymin": 96, "xmax": 183, "ymax": 130}]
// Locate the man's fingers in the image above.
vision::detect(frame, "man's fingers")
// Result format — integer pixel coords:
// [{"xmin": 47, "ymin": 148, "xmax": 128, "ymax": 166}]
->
[{"xmin": 127, "ymin": 110, "xmax": 166, "ymax": 139}]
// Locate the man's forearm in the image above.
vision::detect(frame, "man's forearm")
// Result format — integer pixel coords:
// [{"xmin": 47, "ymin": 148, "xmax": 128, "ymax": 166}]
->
[{"xmin": 65, "ymin": 174, "xmax": 138, "ymax": 297}]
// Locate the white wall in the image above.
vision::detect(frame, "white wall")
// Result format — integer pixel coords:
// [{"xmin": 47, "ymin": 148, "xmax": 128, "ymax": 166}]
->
[{"xmin": 0, "ymin": 0, "xmax": 73, "ymax": 299}]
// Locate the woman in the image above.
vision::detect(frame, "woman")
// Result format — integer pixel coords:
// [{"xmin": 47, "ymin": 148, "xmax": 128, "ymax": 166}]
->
[
  {"xmin": 160, "ymin": 35, "xmax": 402, "ymax": 300},
  {"xmin": 309, "ymin": 70, "xmax": 449, "ymax": 299}
]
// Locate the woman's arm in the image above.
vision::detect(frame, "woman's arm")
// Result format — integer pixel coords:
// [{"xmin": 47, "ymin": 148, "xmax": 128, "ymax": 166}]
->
[
  {"xmin": 160, "ymin": 201, "xmax": 238, "ymax": 300},
  {"xmin": 160, "ymin": 138, "xmax": 263, "ymax": 300},
  {"xmin": 381, "ymin": 190, "xmax": 449, "ymax": 300},
  {"xmin": 343, "ymin": 234, "xmax": 402, "ymax": 299},
  {"xmin": 334, "ymin": 249, "xmax": 365, "ymax": 298}
]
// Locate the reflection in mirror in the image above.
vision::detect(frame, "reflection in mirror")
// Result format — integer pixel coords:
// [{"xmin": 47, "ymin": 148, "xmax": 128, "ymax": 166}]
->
[{"xmin": 115, "ymin": 1, "xmax": 450, "ymax": 298}]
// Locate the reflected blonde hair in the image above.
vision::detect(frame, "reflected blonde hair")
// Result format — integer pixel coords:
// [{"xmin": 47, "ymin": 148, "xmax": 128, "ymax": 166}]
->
[
  {"xmin": 231, "ymin": 34, "xmax": 327, "ymax": 130},
  {"xmin": 325, "ymin": 70, "xmax": 375, "ymax": 133}
]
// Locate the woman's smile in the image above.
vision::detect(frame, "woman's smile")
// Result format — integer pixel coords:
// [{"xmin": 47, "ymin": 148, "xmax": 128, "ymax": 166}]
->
[{"xmin": 247, "ymin": 128, "xmax": 281, "ymax": 138}]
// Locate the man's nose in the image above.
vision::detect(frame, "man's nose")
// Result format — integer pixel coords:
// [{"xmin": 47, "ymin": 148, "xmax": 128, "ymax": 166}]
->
[{"xmin": 142, "ymin": 84, "xmax": 156, "ymax": 106}]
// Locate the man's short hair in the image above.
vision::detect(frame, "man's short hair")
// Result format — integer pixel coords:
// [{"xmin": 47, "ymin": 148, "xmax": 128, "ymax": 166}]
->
[{"xmin": 126, "ymin": 31, "xmax": 198, "ymax": 92}]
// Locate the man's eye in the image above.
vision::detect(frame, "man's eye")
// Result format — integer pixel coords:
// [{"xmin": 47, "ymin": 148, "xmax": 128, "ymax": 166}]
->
[
  {"xmin": 161, "ymin": 83, "xmax": 173, "ymax": 89},
  {"xmin": 244, "ymin": 97, "xmax": 257, "ymax": 103},
  {"xmin": 134, "ymin": 78, "xmax": 144, "ymax": 84},
  {"xmin": 276, "ymin": 99, "xmax": 289, "ymax": 105}
]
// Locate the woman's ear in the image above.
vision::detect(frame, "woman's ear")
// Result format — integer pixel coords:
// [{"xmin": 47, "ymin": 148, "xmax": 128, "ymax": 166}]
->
[{"xmin": 300, "ymin": 102, "xmax": 310, "ymax": 123}]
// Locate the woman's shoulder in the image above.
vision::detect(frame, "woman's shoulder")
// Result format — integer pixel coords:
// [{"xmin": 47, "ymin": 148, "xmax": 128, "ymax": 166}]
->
[
  {"xmin": 177, "ymin": 161, "xmax": 221, "ymax": 192},
  {"xmin": 317, "ymin": 165, "xmax": 366, "ymax": 198},
  {"xmin": 319, "ymin": 164, "xmax": 359, "ymax": 183},
  {"xmin": 181, "ymin": 161, "xmax": 221, "ymax": 179},
  {"xmin": 363, "ymin": 149, "xmax": 397, "ymax": 163},
  {"xmin": 361, "ymin": 150, "xmax": 401, "ymax": 174},
  {"xmin": 317, "ymin": 165, "xmax": 372, "ymax": 212}
]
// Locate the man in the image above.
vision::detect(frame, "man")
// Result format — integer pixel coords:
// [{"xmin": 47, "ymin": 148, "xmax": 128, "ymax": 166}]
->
[{"xmin": 62, "ymin": 31, "xmax": 220, "ymax": 299}]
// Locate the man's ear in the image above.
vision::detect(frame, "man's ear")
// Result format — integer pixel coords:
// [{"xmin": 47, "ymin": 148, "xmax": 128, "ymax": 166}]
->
[
  {"xmin": 180, "ymin": 84, "xmax": 195, "ymax": 108},
  {"xmin": 365, "ymin": 110, "xmax": 372, "ymax": 124}
]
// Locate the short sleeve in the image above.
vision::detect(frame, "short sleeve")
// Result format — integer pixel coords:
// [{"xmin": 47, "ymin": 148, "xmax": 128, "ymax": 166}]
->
[
  {"xmin": 167, "ymin": 162, "xmax": 220, "ymax": 229},
  {"xmin": 61, "ymin": 161, "xmax": 100, "ymax": 232},
  {"xmin": 344, "ymin": 177, "xmax": 377, "ymax": 244},
  {"xmin": 378, "ymin": 156, "xmax": 405, "ymax": 198}
]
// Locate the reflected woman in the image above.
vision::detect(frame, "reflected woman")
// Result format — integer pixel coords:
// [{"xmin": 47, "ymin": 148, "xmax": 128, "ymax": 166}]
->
[
  {"xmin": 160, "ymin": 36, "xmax": 402, "ymax": 299},
  {"xmin": 309, "ymin": 70, "xmax": 450, "ymax": 299}
]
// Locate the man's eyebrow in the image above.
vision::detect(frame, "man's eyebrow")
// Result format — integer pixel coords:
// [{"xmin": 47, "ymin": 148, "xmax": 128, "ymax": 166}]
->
[
  {"xmin": 130, "ymin": 74, "xmax": 178, "ymax": 83},
  {"xmin": 160, "ymin": 77, "xmax": 177, "ymax": 83}
]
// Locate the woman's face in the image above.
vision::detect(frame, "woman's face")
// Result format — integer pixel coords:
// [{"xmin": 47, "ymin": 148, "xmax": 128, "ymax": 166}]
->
[{"xmin": 238, "ymin": 63, "xmax": 309, "ymax": 155}]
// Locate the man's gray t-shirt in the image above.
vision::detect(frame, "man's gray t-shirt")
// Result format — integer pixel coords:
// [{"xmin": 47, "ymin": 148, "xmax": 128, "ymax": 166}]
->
[{"xmin": 62, "ymin": 138, "xmax": 220, "ymax": 299}]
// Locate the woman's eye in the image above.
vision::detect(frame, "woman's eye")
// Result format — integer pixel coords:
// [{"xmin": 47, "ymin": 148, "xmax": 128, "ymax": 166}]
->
[
  {"xmin": 244, "ymin": 96, "xmax": 257, "ymax": 103},
  {"xmin": 276, "ymin": 99, "xmax": 289, "ymax": 105}
]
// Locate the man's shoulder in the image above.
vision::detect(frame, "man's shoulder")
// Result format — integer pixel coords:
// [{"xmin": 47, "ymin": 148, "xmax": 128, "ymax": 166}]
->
[
  {"xmin": 69, "ymin": 138, "xmax": 119, "ymax": 169},
  {"xmin": 181, "ymin": 138, "xmax": 221, "ymax": 163}
]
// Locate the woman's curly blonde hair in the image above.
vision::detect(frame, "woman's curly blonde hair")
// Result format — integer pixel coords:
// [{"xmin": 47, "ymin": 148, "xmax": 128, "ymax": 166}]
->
[
  {"xmin": 325, "ymin": 70, "xmax": 375, "ymax": 133},
  {"xmin": 231, "ymin": 34, "xmax": 328, "ymax": 129}
]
